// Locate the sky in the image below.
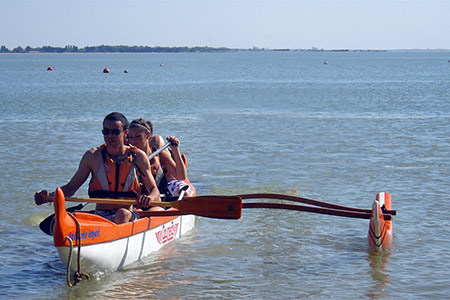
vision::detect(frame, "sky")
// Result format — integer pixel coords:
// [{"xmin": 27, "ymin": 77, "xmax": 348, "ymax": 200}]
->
[{"xmin": 1, "ymin": 0, "xmax": 449, "ymax": 50}]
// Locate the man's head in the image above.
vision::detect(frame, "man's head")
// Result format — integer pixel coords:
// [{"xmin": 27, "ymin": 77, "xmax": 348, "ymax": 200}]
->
[
  {"xmin": 103, "ymin": 112, "xmax": 129, "ymax": 130},
  {"xmin": 102, "ymin": 112, "xmax": 129, "ymax": 147}
]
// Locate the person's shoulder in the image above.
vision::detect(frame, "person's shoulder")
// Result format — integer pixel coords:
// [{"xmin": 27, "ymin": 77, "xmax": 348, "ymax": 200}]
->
[
  {"xmin": 129, "ymin": 145, "xmax": 146, "ymax": 158},
  {"xmin": 81, "ymin": 145, "xmax": 104, "ymax": 162},
  {"xmin": 150, "ymin": 135, "xmax": 165, "ymax": 148},
  {"xmin": 131, "ymin": 147, "xmax": 150, "ymax": 166},
  {"xmin": 86, "ymin": 144, "xmax": 104, "ymax": 155}
]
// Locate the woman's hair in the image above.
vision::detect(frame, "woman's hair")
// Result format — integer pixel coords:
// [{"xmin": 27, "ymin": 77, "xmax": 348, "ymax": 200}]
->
[{"xmin": 129, "ymin": 118, "xmax": 153, "ymax": 134}]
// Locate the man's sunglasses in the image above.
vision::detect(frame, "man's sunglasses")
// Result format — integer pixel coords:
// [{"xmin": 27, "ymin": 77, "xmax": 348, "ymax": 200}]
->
[{"xmin": 102, "ymin": 128, "xmax": 123, "ymax": 136}]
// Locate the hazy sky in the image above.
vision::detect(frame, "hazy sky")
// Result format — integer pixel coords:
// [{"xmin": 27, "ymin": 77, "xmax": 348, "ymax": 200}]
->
[{"xmin": 1, "ymin": 0, "xmax": 449, "ymax": 50}]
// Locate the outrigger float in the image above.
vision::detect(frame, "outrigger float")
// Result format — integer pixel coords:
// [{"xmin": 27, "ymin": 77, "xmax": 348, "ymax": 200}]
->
[
  {"xmin": 38, "ymin": 190, "xmax": 395, "ymax": 286},
  {"xmin": 368, "ymin": 192, "xmax": 393, "ymax": 252}
]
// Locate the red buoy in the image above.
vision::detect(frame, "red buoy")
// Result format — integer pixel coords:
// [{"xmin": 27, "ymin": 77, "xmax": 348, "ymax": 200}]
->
[
  {"xmin": 103, "ymin": 68, "xmax": 110, "ymax": 73},
  {"xmin": 47, "ymin": 67, "xmax": 53, "ymax": 71}
]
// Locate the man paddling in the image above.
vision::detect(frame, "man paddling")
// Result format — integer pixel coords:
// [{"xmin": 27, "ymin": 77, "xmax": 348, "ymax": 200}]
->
[{"xmin": 34, "ymin": 112, "xmax": 161, "ymax": 224}]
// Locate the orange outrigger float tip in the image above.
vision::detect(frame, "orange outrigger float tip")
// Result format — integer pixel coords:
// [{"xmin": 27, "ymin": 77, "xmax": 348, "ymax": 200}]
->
[{"xmin": 368, "ymin": 192, "xmax": 394, "ymax": 252}]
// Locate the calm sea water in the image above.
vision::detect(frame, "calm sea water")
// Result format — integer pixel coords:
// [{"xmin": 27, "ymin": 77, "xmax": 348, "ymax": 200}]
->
[{"xmin": 0, "ymin": 51, "xmax": 449, "ymax": 299}]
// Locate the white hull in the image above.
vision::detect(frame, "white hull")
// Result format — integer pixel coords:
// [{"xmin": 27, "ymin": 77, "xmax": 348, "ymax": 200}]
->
[{"xmin": 56, "ymin": 215, "xmax": 195, "ymax": 273}]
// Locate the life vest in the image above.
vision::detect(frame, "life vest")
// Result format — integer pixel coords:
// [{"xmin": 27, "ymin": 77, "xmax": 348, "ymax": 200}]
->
[{"xmin": 88, "ymin": 144, "xmax": 142, "ymax": 199}]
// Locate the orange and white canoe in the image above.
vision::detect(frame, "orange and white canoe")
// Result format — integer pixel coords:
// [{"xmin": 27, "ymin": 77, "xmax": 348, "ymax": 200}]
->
[
  {"xmin": 52, "ymin": 187, "xmax": 196, "ymax": 274},
  {"xmin": 367, "ymin": 192, "xmax": 393, "ymax": 252}
]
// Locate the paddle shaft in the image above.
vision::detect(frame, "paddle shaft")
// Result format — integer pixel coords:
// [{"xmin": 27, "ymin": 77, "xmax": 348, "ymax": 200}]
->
[
  {"xmin": 238, "ymin": 193, "xmax": 396, "ymax": 215},
  {"xmin": 44, "ymin": 195, "xmax": 163, "ymax": 206},
  {"xmin": 44, "ymin": 195, "xmax": 242, "ymax": 219},
  {"xmin": 148, "ymin": 141, "xmax": 171, "ymax": 160},
  {"xmin": 242, "ymin": 202, "xmax": 392, "ymax": 220}
]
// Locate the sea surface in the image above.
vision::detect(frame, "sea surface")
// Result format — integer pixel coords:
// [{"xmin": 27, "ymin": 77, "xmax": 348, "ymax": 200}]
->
[{"xmin": 0, "ymin": 51, "xmax": 449, "ymax": 299}]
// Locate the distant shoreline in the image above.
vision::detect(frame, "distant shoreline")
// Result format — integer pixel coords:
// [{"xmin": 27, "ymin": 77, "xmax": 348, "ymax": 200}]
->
[{"xmin": 1, "ymin": 45, "xmax": 449, "ymax": 54}]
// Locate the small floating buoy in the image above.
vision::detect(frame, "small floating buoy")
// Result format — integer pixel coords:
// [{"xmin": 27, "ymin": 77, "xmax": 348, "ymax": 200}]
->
[
  {"xmin": 47, "ymin": 67, "xmax": 53, "ymax": 71},
  {"xmin": 103, "ymin": 68, "xmax": 110, "ymax": 73},
  {"xmin": 123, "ymin": 70, "xmax": 128, "ymax": 73}
]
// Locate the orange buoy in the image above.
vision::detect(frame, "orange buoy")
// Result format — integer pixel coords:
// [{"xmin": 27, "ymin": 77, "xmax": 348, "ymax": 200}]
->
[
  {"xmin": 103, "ymin": 68, "xmax": 110, "ymax": 73},
  {"xmin": 47, "ymin": 67, "xmax": 53, "ymax": 71}
]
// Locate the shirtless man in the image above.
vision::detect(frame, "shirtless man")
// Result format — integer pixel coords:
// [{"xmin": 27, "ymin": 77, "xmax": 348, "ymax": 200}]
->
[{"xmin": 34, "ymin": 112, "xmax": 161, "ymax": 224}]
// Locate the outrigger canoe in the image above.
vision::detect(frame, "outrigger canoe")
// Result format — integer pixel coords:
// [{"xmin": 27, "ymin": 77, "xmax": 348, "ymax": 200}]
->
[
  {"xmin": 52, "ymin": 187, "xmax": 196, "ymax": 278},
  {"xmin": 45, "ymin": 187, "xmax": 392, "ymax": 285},
  {"xmin": 368, "ymin": 192, "xmax": 393, "ymax": 252}
]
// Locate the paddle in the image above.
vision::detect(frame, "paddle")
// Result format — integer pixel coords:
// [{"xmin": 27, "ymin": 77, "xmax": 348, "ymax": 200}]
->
[
  {"xmin": 148, "ymin": 141, "xmax": 171, "ymax": 158},
  {"xmin": 134, "ymin": 187, "xmax": 190, "ymax": 218},
  {"xmin": 176, "ymin": 184, "xmax": 189, "ymax": 201},
  {"xmin": 242, "ymin": 202, "xmax": 392, "ymax": 220},
  {"xmin": 40, "ymin": 195, "xmax": 242, "ymax": 219},
  {"xmin": 238, "ymin": 193, "xmax": 396, "ymax": 215}
]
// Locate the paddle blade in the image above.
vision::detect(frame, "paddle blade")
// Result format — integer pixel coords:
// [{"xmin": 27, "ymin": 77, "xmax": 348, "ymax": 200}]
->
[
  {"xmin": 171, "ymin": 196, "xmax": 242, "ymax": 219},
  {"xmin": 39, "ymin": 215, "xmax": 55, "ymax": 236}
]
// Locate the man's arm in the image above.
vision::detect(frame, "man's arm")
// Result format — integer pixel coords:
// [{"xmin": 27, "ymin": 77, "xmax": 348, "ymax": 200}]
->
[
  {"xmin": 60, "ymin": 150, "xmax": 94, "ymax": 197},
  {"xmin": 34, "ymin": 149, "xmax": 93, "ymax": 204}
]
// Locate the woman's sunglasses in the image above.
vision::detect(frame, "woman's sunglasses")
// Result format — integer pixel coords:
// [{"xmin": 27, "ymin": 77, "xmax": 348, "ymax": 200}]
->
[{"xmin": 102, "ymin": 128, "xmax": 123, "ymax": 136}]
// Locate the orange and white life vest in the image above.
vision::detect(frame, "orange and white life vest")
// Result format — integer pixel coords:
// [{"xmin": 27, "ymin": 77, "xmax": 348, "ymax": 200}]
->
[{"xmin": 88, "ymin": 144, "xmax": 142, "ymax": 199}]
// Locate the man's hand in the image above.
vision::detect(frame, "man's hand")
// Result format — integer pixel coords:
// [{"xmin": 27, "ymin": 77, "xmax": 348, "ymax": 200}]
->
[
  {"xmin": 137, "ymin": 194, "xmax": 154, "ymax": 208},
  {"xmin": 34, "ymin": 190, "xmax": 51, "ymax": 205}
]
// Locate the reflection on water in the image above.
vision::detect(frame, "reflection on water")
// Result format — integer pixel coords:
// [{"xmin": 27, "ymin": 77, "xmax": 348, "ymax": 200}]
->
[
  {"xmin": 57, "ymin": 240, "xmax": 191, "ymax": 299},
  {"xmin": 366, "ymin": 251, "xmax": 391, "ymax": 299}
]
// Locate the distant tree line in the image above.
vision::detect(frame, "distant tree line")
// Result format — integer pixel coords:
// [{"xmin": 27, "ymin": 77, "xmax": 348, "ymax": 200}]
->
[
  {"xmin": 0, "ymin": 44, "xmax": 231, "ymax": 53},
  {"xmin": 0, "ymin": 45, "xmax": 384, "ymax": 54}
]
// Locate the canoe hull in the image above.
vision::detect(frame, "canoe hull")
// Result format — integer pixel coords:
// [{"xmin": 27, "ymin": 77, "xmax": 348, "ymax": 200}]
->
[
  {"xmin": 56, "ymin": 214, "xmax": 195, "ymax": 273},
  {"xmin": 52, "ymin": 188, "xmax": 195, "ymax": 274}
]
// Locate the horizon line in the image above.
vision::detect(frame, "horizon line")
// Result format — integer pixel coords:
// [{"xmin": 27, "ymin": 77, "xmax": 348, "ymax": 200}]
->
[{"xmin": 1, "ymin": 44, "xmax": 450, "ymax": 52}]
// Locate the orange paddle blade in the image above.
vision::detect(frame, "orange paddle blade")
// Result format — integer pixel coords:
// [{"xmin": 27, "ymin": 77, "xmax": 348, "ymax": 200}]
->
[{"xmin": 167, "ymin": 196, "xmax": 242, "ymax": 219}]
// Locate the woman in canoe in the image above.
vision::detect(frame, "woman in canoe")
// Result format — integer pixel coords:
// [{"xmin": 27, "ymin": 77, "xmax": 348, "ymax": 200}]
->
[{"xmin": 127, "ymin": 118, "xmax": 193, "ymax": 197}]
